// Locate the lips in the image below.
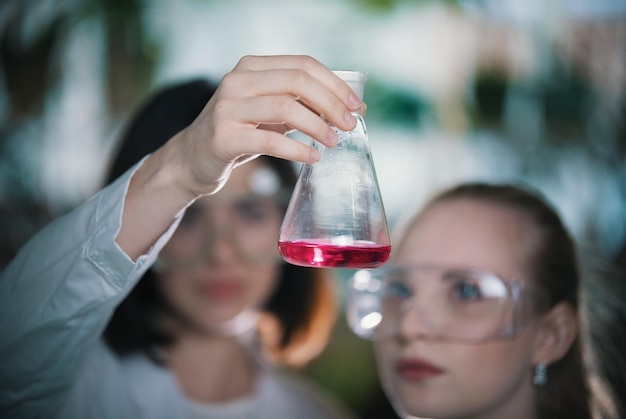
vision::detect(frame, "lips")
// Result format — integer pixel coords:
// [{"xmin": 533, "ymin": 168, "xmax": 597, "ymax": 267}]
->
[
  {"xmin": 395, "ymin": 358, "xmax": 444, "ymax": 380},
  {"xmin": 199, "ymin": 279, "xmax": 245, "ymax": 302}
]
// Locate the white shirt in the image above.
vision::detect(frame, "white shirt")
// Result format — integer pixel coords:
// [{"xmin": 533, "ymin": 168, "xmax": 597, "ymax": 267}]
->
[{"xmin": 0, "ymin": 161, "xmax": 353, "ymax": 419}]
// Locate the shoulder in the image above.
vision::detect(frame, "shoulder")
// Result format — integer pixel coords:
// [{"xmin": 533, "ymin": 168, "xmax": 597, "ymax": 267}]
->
[{"xmin": 58, "ymin": 342, "xmax": 186, "ymax": 418}]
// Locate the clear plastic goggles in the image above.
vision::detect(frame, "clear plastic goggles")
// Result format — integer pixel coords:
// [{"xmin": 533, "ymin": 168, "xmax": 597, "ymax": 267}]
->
[
  {"xmin": 154, "ymin": 196, "xmax": 284, "ymax": 271},
  {"xmin": 347, "ymin": 265, "xmax": 534, "ymax": 343}
]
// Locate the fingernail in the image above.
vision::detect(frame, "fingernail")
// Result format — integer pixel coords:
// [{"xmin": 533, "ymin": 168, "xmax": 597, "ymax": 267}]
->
[
  {"xmin": 348, "ymin": 92, "xmax": 362, "ymax": 109},
  {"xmin": 344, "ymin": 110, "xmax": 356, "ymax": 127},
  {"xmin": 327, "ymin": 129, "xmax": 339, "ymax": 145},
  {"xmin": 310, "ymin": 149, "xmax": 321, "ymax": 162}
]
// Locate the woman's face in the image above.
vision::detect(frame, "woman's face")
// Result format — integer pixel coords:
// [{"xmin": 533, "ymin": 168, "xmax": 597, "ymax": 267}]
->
[
  {"xmin": 156, "ymin": 159, "xmax": 285, "ymax": 335},
  {"xmin": 375, "ymin": 198, "xmax": 541, "ymax": 419}
]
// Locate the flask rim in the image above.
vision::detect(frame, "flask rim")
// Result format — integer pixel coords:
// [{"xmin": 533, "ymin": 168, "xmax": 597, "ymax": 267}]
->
[{"xmin": 333, "ymin": 70, "xmax": 367, "ymax": 100}]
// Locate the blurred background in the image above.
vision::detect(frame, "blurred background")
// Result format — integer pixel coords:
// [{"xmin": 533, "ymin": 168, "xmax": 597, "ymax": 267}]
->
[{"xmin": 1, "ymin": 0, "xmax": 624, "ymax": 417}]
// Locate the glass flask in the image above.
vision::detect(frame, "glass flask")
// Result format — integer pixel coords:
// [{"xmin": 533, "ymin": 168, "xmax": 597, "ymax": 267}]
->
[{"xmin": 278, "ymin": 70, "xmax": 391, "ymax": 269}]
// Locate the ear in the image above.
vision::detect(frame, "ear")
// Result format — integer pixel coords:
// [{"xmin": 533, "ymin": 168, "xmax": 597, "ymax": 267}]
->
[{"xmin": 531, "ymin": 302, "xmax": 578, "ymax": 366}]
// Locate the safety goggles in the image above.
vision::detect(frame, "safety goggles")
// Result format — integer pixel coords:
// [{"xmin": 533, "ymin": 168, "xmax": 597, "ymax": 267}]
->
[
  {"xmin": 347, "ymin": 265, "xmax": 538, "ymax": 343},
  {"xmin": 154, "ymin": 196, "xmax": 284, "ymax": 271}
]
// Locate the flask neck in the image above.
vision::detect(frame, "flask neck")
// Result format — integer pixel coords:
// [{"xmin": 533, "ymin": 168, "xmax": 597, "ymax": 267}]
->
[
  {"xmin": 327, "ymin": 112, "xmax": 365, "ymax": 131},
  {"xmin": 346, "ymin": 112, "xmax": 366, "ymax": 132}
]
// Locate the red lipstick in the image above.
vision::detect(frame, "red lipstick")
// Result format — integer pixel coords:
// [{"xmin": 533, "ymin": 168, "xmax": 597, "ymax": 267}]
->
[
  {"xmin": 200, "ymin": 280, "xmax": 244, "ymax": 302},
  {"xmin": 396, "ymin": 358, "xmax": 444, "ymax": 380}
]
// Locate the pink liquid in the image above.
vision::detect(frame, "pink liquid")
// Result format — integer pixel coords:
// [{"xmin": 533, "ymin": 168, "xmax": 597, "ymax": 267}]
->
[{"xmin": 278, "ymin": 239, "xmax": 391, "ymax": 269}]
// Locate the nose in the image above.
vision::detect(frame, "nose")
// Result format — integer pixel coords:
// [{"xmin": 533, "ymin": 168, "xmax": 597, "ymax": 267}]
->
[
  {"xmin": 395, "ymin": 299, "xmax": 437, "ymax": 341},
  {"xmin": 202, "ymin": 225, "xmax": 240, "ymax": 264}
]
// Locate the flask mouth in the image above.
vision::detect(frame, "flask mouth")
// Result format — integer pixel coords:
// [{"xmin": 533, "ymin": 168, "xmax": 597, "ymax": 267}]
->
[{"xmin": 333, "ymin": 70, "xmax": 367, "ymax": 100}]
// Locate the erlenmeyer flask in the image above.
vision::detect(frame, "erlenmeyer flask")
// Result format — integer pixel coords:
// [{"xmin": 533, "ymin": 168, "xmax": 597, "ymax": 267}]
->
[{"xmin": 278, "ymin": 71, "xmax": 391, "ymax": 269}]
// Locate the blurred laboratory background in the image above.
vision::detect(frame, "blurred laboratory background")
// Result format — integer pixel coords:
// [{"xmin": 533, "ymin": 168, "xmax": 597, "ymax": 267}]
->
[{"xmin": 1, "ymin": 0, "xmax": 625, "ymax": 417}]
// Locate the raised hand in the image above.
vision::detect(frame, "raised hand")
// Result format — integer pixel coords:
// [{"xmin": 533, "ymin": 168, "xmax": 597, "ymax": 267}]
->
[{"xmin": 118, "ymin": 55, "xmax": 364, "ymax": 259}]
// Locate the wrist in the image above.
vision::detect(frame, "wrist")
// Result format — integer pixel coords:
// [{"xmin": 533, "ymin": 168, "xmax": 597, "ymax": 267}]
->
[{"xmin": 139, "ymin": 139, "xmax": 199, "ymax": 208}]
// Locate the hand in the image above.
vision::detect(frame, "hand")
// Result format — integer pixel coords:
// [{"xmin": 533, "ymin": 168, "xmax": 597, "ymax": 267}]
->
[
  {"xmin": 166, "ymin": 55, "xmax": 364, "ymax": 198},
  {"xmin": 117, "ymin": 55, "xmax": 364, "ymax": 259}
]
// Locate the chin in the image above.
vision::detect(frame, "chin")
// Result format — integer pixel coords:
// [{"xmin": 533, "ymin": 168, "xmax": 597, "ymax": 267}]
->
[
  {"xmin": 197, "ymin": 309, "xmax": 259, "ymax": 337},
  {"xmin": 382, "ymin": 377, "xmax": 448, "ymax": 419},
  {"xmin": 390, "ymin": 398, "xmax": 446, "ymax": 419}
]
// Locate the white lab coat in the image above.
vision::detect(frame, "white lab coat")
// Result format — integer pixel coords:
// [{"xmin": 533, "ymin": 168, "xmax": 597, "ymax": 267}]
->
[{"xmin": 0, "ymin": 161, "xmax": 352, "ymax": 419}]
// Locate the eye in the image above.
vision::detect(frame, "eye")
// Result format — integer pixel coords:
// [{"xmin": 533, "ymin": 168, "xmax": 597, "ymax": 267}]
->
[
  {"xmin": 453, "ymin": 281, "xmax": 482, "ymax": 301},
  {"xmin": 384, "ymin": 280, "xmax": 411, "ymax": 299},
  {"xmin": 234, "ymin": 199, "xmax": 274, "ymax": 223},
  {"xmin": 443, "ymin": 271, "xmax": 485, "ymax": 302}
]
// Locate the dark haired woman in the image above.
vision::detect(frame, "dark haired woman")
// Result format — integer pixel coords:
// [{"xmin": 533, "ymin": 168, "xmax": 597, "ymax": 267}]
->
[{"xmin": 0, "ymin": 55, "xmax": 363, "ymax": 419}]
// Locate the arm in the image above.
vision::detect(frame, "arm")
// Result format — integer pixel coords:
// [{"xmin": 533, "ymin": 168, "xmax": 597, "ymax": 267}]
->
[
  {"xmin": 0, "ymin": 161, "xmax": 181, "ymax": 418},
  {"xmin": 116, "ymin": 55, "xmax": 363, "ymax": 259}
]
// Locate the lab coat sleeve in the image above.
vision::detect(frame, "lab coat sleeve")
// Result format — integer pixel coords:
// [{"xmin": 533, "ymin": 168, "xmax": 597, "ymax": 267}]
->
[{"xmin": 0, "ymin": 158, "xmax": 183, "ymax": 419}]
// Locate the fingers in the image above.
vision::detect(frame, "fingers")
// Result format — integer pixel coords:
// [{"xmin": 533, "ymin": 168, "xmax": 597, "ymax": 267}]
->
[
  {"xmin": 219, "ymin": 125, "xmax": 322, "ymax": 165},
  {"xmin": 177, "ymin": 54, "xmax": 366, "ymax": 195},
  {"xmin": 225, "ymin": 55, "xmax": 364, "ymax": 131},
  {"xmin": 214, "ymin": 95, "xmax": 339, "ymax": 149}
]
